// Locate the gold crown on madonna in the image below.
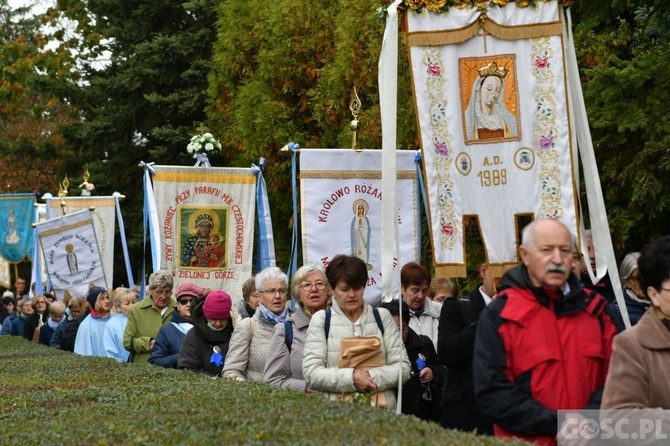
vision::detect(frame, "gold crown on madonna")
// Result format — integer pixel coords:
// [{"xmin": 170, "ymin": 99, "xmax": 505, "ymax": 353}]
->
[{"xmin": 477, "ymin": 61, "xmax": 509, "ymax": 79}]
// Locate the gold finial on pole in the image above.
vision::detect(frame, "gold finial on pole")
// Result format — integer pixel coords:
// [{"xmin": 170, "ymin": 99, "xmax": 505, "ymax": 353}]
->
[
  {"xmin": 58, "ymin": 176, "xmax": 69, "ymax": 214},
  {"xmin": 79, "ymin": 168, "xmax": 95, "ymax": 196},
  {"xmin": 350, "ymin": 86, "xmax": 362, "ymax": 152}
]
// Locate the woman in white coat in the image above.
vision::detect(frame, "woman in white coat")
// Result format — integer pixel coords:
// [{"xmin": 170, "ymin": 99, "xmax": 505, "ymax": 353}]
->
[{"xmin": 302, "ymin": 254, "xmax": 410, "ymax": 411}]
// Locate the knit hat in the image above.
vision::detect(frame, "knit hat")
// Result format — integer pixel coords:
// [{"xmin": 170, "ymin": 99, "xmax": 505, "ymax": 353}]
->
[
  {"xmin": 175, "ymin": 282, "xmax": 203, "ymax": 299},
  {"xmin": 2, "ymin": 291, "xmax": 14, "ymax": 299},
  {"xmin": 202, "ymin": 291, "xmax": 232, "ymax": 320},
  {"xmin": 86, "ymin": 286, "xmax": 107, "ymax": 309}
]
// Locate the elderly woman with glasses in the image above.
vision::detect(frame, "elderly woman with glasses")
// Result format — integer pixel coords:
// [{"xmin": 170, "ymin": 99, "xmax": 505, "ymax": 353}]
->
[
  {"xmin": 263, "ymin": 264, "xmax": 329, "ymax": 392},
  {"xmin": 223, "ymin": 266, "xmax": 289, "ymax": 381}
]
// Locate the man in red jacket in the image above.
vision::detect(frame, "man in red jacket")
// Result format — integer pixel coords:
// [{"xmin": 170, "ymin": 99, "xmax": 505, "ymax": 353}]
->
[{"xmin": 473, "ymin": 218, "xmax": 618, "ymax": 446}]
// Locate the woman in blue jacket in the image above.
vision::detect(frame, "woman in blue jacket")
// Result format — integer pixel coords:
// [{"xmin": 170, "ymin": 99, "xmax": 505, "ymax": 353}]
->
[{"xmin": 149, "ymin": 282, "xmax": 201, "ymax": 368}]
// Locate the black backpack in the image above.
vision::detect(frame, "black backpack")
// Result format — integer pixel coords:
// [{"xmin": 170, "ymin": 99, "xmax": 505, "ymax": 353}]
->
[{"xmin": 283, "ymin": 307, "xmax": 386, "ymax": 353}]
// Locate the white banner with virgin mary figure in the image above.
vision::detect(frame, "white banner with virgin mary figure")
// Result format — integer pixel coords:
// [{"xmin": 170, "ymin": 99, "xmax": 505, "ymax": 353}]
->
[
  {"xmin": 300, "ymin": 149, "xmax": 421, "ymax": 306},
  {"xmin": 151, "ymin": 166, "xmax": 256, "ymax": 299},
  {"xmin": 36, "ymin": 209, "xmax": 106, "ymax": 301},
  {"xmin": 405, "ymin": 1, "xmax": 579, "ymax": 278},
  {"xmin": 46, "ymin": 196, "xmax": 117, "ymax": 290}
]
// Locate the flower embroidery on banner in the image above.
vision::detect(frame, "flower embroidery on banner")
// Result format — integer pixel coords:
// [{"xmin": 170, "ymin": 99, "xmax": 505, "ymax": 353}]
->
[
  {"xmin": 535, "ymin": 57, "xmax": 549, "ymax": 69},
  {"xmin": 435, "ymin": 141, "xmax": 449, "ymax": 156},
  {"xmin": 539, "ymin": 135, "xmax": 554, "ymax": 150},
  {"xmin": 441, "ymin": 222, "xmax": 454, "ymax": 236},
  {"xmin": 427, "ymin": 63, "xmax": 441, "ymax": 77}
]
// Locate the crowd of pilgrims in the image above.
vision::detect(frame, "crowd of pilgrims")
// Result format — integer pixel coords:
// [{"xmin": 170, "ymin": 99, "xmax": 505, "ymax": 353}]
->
[{"xmin": 1, "ymin": 221, "xmax": 668, "ymax": 445}]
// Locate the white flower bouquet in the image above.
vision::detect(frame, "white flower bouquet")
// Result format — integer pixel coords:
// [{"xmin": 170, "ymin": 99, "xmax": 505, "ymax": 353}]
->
[{"xmin": 187, "ymin": 132, "xmax": 222, "ymax": 155}]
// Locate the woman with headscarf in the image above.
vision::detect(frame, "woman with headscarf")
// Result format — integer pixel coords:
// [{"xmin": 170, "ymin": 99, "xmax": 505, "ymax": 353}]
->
[
  {"xmin": 303, "ymin": 255, "xmax": 410, "ymax": 411},
  {"xmin": 74, "ymin": 287, "xmax": 112, "ymax": 356},
  {"xmin": 223, "ymin": 266, "xmax": 290, "ymax": 381},
  {"xmin": 616, "ymin": 252, "xmax": 651, "ymax": 326},
  {"xmin": 179, "ymin": 290, "xmax": 235, "ymax": 376},
  {"xmin": 263, "ymin": 264, "xmax": 329, "ymax": 392}
]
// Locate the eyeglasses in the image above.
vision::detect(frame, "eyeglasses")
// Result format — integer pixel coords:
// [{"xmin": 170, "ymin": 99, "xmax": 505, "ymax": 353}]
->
[
  {"xmin": 299, "ymin": 281, "xmax": 326, "ymax": 291},
  {"xmin": 660, "ymin": 288, "xmax": 670, "ymax": 293},
  {"xmin": 261, "ymin": 288, "xmax": 287, "ymax": 295},
  {"xmin": 177, "ymin": 299, "xmax": 193, "ymax": 306}
]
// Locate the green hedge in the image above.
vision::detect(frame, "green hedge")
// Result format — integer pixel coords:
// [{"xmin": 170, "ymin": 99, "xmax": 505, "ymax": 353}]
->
[{"xmin": 0, "ymin": 337, "xmax": 526, "ymax": 445}]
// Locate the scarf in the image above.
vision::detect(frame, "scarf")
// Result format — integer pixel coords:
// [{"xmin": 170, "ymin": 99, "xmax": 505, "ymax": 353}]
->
[
  {"xmin": 625, "ymin": 288, "xmax": 650, "ymax": 306},
  {"xmin": 258, "ymin": 303, "xmax": 289, "ymax": 326},
  {"xmin": 47, "ymin": 317, "xmax": 59, "ymax": 330},
  {"xmin": 173, "ymin": 321, "xmax": 193, "ymax": 334},
  {"xmin": 207, "ymin": 322, "xmax": 226, "ymax": 332}
]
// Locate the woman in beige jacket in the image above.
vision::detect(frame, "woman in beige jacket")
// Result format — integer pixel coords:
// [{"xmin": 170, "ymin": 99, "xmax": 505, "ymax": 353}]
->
[
  {"xmin": 302, "ymin": 255, "xmax": 410, "ymax": 411},
  {"xmin": 222, "ymin": 267, "xmax": 289, "ymax": 381},
  {"xmin": 602, "ymin": 236, "xmax": 670, "ymax": 409}
]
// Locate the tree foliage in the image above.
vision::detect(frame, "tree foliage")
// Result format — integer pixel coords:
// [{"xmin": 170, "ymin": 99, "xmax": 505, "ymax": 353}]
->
[
  {"xmin": 573, "ymin": 0, "xmax": 670, "ymax": 253},
  {"xmin": 208, "ymin": 0, "xmax": 417, "ymax": 265},
  {"xmin": 0, "ymin": 1, "xmax": 76, "ymax": 193},
  {"xmin": 3, "ymin": 0, "xmax": 670, "ymax": 283}
]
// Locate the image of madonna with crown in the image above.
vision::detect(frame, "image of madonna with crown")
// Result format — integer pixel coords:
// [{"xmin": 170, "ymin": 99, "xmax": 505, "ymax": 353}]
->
[{"xmin": 464, "ymin": 60, "xmax": 519, "ymax": 143}]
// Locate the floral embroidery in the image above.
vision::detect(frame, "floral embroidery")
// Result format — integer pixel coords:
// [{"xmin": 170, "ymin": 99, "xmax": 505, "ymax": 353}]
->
[{"xmin": 532, "ymin": 37, "xmax": 562, "ymax": 219}]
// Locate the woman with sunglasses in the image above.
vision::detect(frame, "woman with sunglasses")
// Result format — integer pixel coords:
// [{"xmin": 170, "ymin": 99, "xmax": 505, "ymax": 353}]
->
[
  {"xmin": 263, "ymin": 264, "xmax": 329, "ymax": 392},
  {"xmin": 149, "ymin": 282, "xmax": 201, "ymax": 368},
  {"xmin": 223, "ymin": 266, "xmax": 290, "ymax": 381}
]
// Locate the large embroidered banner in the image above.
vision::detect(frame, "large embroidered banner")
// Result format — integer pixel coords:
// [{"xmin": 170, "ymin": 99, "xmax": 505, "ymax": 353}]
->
[
  {"xmin": 152, "ymin": 166, "xmax": 256, "ymax": 299},
  {"xmin": 406, "ymin": 1, "xmax": 578, "ymax": 277},
  {"xmin": 46, "ymin": 197, "xmax": 117, "ymax": 290},
  {"xmin": 36, "ymin": 209, "xmax": 105, "ymax": 300},
  {"xmin": 0, "ymin": 193, "xmax": 35, "ymax": 263},
  {"xmin": 300, "ymin": 149, "xmax": 420, "ymax": 306}
]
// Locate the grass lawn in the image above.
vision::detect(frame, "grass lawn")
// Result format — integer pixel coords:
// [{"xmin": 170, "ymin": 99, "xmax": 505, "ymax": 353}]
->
[{"xmin": 0, "ymin": 336, "xmax": 526, "ymax": 445}]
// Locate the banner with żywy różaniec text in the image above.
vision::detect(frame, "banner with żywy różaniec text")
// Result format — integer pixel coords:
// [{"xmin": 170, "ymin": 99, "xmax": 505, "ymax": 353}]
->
[
  {"xmin": 47, "ymin": 197, "xmax": 117, "ymax": 290},
  {"xmin": 36, "ymin": 209, "xmax": 105, "ymax": 300},
  {"xmin": 152, "ymin": 166, "xmax": 256, "ymax": 299},
  {"xmin": 300, "ymin": 149, "xmax": 420, "ymax": 306},
  {"xmin": 0, "ymin": 193, "xmax": 35, "ymax": 263},
  {"xmin": 406, "ymin": 1, "xmax": 579, "ymax": 278}
]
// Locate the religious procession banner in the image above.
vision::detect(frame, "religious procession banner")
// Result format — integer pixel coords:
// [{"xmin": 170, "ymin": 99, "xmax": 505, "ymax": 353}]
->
[
  {"xmin": 0, "ymin": 256, "xmax": 10, "ymax": 288},
  {"xmin": 36, "ymin": 209, "xmax": 105, "ymax": 301},
  {"xmin": 151, "ymin": 166, "xmax": 256, "ymax": 299},
  {"xmin": 405, "ymin": 1, "xmax": 579, "ymax": 277},
  {"xmin": 0, "ymin": 193, "xmax": 35, "ymax": 263},
  {"xmin": 46, "ymin": 197, "xmax": 118, "ymax": 290},
  {"xmin": 300, "ymin": 149, "xmax": 420, "ymax": 306}
]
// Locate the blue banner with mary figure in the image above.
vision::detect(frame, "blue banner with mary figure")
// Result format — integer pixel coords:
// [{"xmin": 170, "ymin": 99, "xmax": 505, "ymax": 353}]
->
[{"xmin": 0, "ymin": 193, "xmax": 35, "ymax": 262}]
